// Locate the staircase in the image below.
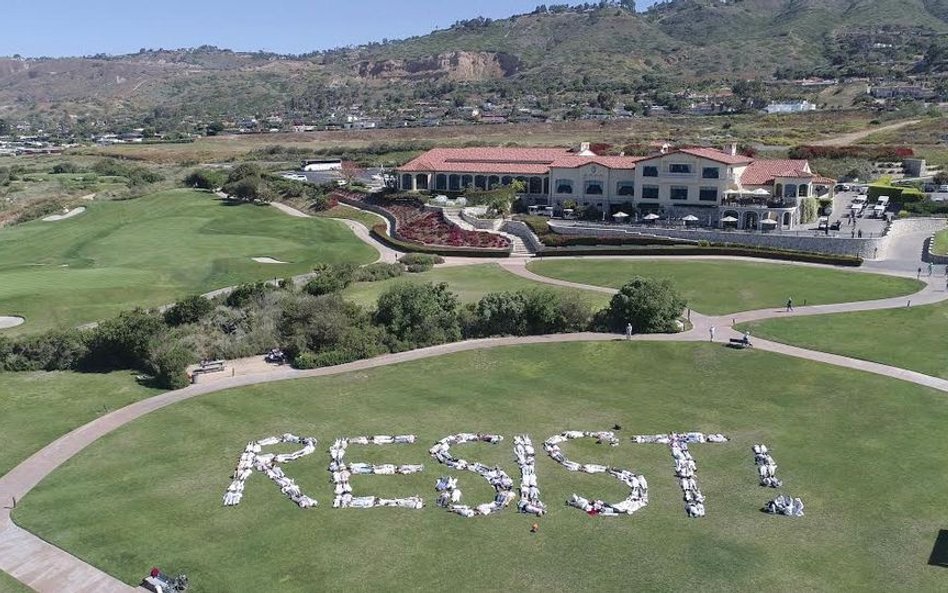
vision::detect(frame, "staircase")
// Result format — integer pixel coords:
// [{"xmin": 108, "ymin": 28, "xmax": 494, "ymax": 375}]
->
[{"xmin": 442, "ymin": 209, "xmax": 533, "ymax": 257}]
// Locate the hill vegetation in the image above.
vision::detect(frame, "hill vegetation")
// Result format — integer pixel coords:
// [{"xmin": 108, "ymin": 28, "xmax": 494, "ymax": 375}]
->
[{"xmin": 0, "ymin": 1, "xmax": 945, "ymax": 132}]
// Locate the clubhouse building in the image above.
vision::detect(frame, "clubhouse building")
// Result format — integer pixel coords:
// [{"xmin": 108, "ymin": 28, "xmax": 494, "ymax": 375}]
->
[{"xmin": 396, "ymin": 144, "xmax": 834, "ymax": 230}]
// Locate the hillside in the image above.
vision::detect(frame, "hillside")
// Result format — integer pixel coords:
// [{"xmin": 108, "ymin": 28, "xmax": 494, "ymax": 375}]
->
[{"xmin": 0, "ymin": 0, "xmax": 945, "ymax": 130}]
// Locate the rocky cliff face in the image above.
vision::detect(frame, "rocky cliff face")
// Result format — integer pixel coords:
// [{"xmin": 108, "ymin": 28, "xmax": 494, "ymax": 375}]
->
[{"xmin": 356, "ymin": 51, "xmax": 520, "ymax": 81}]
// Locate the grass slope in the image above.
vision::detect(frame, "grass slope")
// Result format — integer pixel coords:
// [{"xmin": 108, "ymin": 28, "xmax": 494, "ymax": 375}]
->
[
  {"xmin": 0, "ymin": 371, "xmax": 162, "ymax": 476},
  {"xmin": 342, "ymin": 263, "xmax": 612, "ymax": 310},
  {"xmin": 14, "ymin": 342, "xmax": 948, "ymax": 593},
  {"xmin": 0, "ymin": 190, "xmax": 375, "ymax": 334},
  {"xmin": 0, "ymin": 572, "xmax": 31, "ymax": 593},
  {"xmin": 741, "ymin": 300, "xmax": 948, "ymax": 379},
  {"xmin": 527, "ymin": 259, "xmax": 922, "ymax": 315}
]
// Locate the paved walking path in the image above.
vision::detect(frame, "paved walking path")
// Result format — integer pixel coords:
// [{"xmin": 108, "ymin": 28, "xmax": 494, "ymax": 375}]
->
[{"xmin": 3, "ymin": 208, "xmax": 948, "ymax": 592}]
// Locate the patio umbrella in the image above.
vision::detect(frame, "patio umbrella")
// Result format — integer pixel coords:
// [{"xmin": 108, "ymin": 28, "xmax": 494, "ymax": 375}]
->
[
  {"xmin": 721, "ymin": 216, "xmax": 739, "ymax": 223},
  {"xmin": 612, "ymin": 211, "xmax": 630, "ymax": 219},
  {"xmin": 761, "ymin": 218, "xmax": 778, "ymax": 225},
  {"xmin": 752, "ymin": 188, "xmax": 771, "ymax": 196},
  {"xmin": 643, "ymin": 213, "xmax": 660, "ymax": 221},
  {"xmin": 682, "ymin": 215, "xmax": 699, "ymax": 222}
]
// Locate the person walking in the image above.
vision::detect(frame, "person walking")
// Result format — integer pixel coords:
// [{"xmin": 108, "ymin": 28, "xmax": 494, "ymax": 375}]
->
[
  {"xmin": 709, "ymin": 326, "xmax": 716, "ymax": 342},
  {"xmin": 786, "ymin": 297, "xmax": 793, "ymax": 312},
  {"xmin": 625, "ymin": 323, "xmax": 633, "ymax": 341},
  {"xmin": 928, "ymin": 262, "xmax": 934, "ymax": 277},
  {"xmin": 917, "ymin": 267, "xmax": 922, "ymax": 280}
]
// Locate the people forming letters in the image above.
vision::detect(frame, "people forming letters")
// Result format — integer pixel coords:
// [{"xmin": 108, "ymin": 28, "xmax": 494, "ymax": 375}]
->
[{"xmin": 223, "ymin": 430, "xmax": 802, "ymax": 521}]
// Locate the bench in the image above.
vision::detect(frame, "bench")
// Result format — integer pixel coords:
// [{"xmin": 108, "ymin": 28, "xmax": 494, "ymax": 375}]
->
[
  {"xmin": 729, "ymin": 338, "xmax": 752, "ymax": 349},
  {"xmin": 193, "ymin": 360, "xmax": 226, "ymax": 375}
]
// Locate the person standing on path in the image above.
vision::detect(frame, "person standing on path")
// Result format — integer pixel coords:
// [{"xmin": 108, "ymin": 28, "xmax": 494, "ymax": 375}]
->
[
  {"xmin": 917, "ymin": 267, "xmax": 922, "ymax": 280},
  {"xmin": 928, "ymin": 262, "xmax": 934, "ymax": 277},
  {"xmin": 625, "ymin": 323, "xmax": 633, "ymax": 341},
  {"xmin": 709, "ymin": 326, "xmax": 716, "ymax": 342},
  {"xmin": 786, "ymin": 297, "xmax": 793, "ymax": 312}
]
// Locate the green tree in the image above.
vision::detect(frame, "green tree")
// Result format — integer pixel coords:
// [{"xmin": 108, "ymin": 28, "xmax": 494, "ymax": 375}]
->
[
  {"xmin": 147, "ymin": 341, "xmax": 195, "ymax": 389},
  {"xmin": 164, "ymin": 295, "xmax": 214, "ymax": 326},
  {"xmin": 303, "ymin": 263, "xmax": 356, "ymax": 296},
  {"xmin": 84, "ymin": 309, "xmax": 166, "ymax": 371},
  {"xmin": 374, "ymin": 282, "xmax": 461, "ymax": 351},
  {"xmin": 602, "ymin": 277, "xmax": 685, "ymax": 334}
]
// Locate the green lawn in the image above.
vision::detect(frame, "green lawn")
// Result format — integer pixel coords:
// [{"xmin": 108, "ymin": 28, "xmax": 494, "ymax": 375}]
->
[
  {"xmin": 0, "ymin": 189, "xmax": 375, "ymax": 334},
  {"xmin": 14, "ymin": 342, "xmax": 948, "ymax": 593},
  {"xmin": 741, "ymin": 300, "xmax": 948, "ymax": 379},
  {"xmin": 0, "ymin": 572, "xmax": 32, "ymax": 593},
  {"xmin": 0, "ymin": 371, "xmax": 162, "ymax": 476},
  {"xmin": 343, "ymin": 263, "xmax": 612, "ymax": 310},
  {"xmin": 933, "ymin": 229, "xmax": 948, "ymax": 256},
  {"xmin": 527, "ymin": 259, "xmax": 922, "ymax": 315},
  {"xmin": 315, "ymin": 204, "xmax": 386, "ymax": 229}
]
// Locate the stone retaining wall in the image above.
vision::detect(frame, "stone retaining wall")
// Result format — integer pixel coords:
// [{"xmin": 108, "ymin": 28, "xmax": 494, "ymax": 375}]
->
[
  {"xmin": 926, "ymin": 235, "xmax": 948, "ymax": 265},
  {"xmin": 501, "ymin": 220, "xmax": 544, "ymax": 253},
  {"xmin": 459, "ymin": 207, "xmax": 502, "ymax": 231},
  {"xmin": 549, "ymin": 221, "xmax": 884, "ymax": 258}
]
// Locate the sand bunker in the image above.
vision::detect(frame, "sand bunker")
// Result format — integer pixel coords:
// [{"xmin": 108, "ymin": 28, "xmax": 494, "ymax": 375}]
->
[
  {"xmin": 0, "ymin": 316, "xmax": 25, "ymax": 329},
  {"xmin": 252, "ymin": 257, "xmax": 289, "ymax": 264},
  {"xmin": 43, "ymin": 207, "xmax": 86, "ymax": 222}
]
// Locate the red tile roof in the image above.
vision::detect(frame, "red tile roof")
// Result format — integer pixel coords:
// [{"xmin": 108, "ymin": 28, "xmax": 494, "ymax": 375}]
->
[
  {"xmin": 636, "ymin": 147, "xmax": 754, "ymax": 165},
  {"xmin": 397, "ymin": 147, "xmax": 645, "ymax": 175},
  {"xmin": 740, "ymin": 160, "xmax": 810, "ymax": 185},
  {"xmin": 398, "ymin": 147, "xmax": 572, "ymax": 175}
]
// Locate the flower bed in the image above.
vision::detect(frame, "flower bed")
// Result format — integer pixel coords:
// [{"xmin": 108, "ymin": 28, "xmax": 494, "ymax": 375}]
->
[{"xmin": 333, "ymin": 191, "xmax": 510, "ymax": 250}]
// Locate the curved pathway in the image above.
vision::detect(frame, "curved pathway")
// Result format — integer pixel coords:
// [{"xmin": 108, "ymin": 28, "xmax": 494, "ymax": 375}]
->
[{"xmin": 2, "ymin": 209, "xmax": 948, "ymax": 592}]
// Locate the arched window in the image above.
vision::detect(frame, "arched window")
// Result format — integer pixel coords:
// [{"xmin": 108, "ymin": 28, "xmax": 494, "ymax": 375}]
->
[
  {"xmin": 435, "ymin": 174, "xmax": 447, "ymax": 190},
  {"xmin": 555, "ymin": 179, "xmax": 573, "ymax": 194},
  {"xmin": 461, "ymin": 175, "xmax": 473, "ymax": 189},
  {"xmin": 585, "ymin": 181, "xmax": 604, "ymax": 195},
  {"xmin": 798, "ymin": 184, "xmax": 809, "ymax": 197},
  {"xmin": 401, "ymin": 174, "xmax": 412, "ymax": 190},
  {"xmin": 775, "ymin": 183, "xmax": 783, "ymax": 198},
  {"xmin": 415, "ymin": 174, "xmax": 429, "ymax": 190},
  {"xmin": 449, "ymin": 175, "xmax": 461, "ymax": 191}
]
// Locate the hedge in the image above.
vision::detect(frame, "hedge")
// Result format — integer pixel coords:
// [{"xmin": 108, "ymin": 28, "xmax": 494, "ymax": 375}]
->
[
  {"xmin": 370, "ymin": 224, "xmax": 512, "ymax": 258},
  {"xmin": 536, "ymin": 245, "xmax": 863, "ymax": 267}
]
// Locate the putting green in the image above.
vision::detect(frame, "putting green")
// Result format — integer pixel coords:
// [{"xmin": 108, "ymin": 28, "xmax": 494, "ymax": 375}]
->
[
  {"xmin": 0, "ymin": 190, "xmax": 375, "ymax": 334},
  {"xmin": 526, "ymin": 259, "xmax": 922, "ymax": 315},
  {"xmin": 15, "ymin": 342, "xmax": 948, "ymax": 593},
  {"xmin": 343, "ymin": 263, "xmax": 611, "ymax": 309}
]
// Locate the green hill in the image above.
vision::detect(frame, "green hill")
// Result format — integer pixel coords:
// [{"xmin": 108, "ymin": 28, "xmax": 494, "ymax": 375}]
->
[{"xmin": 0, "ymin": 1, "xmax": 945, "ymax": 127}]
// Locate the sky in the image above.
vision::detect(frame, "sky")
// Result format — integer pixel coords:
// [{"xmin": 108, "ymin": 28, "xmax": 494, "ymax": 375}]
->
[{"xmin": 2, "ymin": 0, "xmax": 659, "ymax": 58}]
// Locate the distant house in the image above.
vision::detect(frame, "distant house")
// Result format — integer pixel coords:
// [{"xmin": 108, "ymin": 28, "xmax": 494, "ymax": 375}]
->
[
  {"xmin": 764, "ymin": 100, "xmax": 817, "ymax": 114},
  {"xmin": 870, "ymin": 86, "xmax": 934, "ymax": 100}
]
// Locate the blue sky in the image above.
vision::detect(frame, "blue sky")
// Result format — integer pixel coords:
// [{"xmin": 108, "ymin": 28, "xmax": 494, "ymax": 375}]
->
[{"xmin": 3, "ymin": 0, "xmax": 659, "ymax": 57}]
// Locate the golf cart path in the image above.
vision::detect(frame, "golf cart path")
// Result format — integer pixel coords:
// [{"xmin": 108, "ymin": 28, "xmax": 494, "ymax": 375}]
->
[
  {"xmin": 3, "ymin": 251, "xmax": 948, "ymax": 591},
  {"xmin": 809, "ymin": 119, "xmax": 920, "ymax": 146}
]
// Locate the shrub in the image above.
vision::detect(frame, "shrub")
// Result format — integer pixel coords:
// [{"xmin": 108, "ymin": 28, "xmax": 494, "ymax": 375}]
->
[
  {"xmin": 0, "ymin": 329, "xmax": 89, "ymax": 372},
  {"xmin": 799, "ymin": 197, "xmax": 820, "ymax": 224},
  {"xmin": 292, "ymin": 351, "xmax": 320, "ymax": 369},
  {"xmin": 164, "ymin": 295, "xmax": 214, "ymax": 326},
  {"xmin": 83, "ymin": 309, "xmax": 166, "ymax": 371},
  {"xmin": 304, "ymin": 263, "xmax": 356, "ymax": 296},
  {"xmin": 51, "ymin": 162, "xmax": 83, "ymax": 175},
  {"xmin": 225, "ymin": 282, "xmax": 272, "ymax": 308},
  {"xmin": 399, "ymin": 253, "xmax": 444, "ymax": 272},
  {"xmin": 353, "ymin": 262, "xmax": 405, "ymax": 283},
  {"xmin": 147, "ymin": 341, "xmax": 194, "ymax": 389},
  {"xmin": 601, "ymin": 277, "xmax": 686, "ymax": 334},
  {"xmin": 374, "ymin": 282, "xmax": 461, "ymax": 351},
  {"xmin": 469, "ymin": 290, "xmax": 591, "ymax": 337},
  {"xmin": 184, "ymin": 168, "xmax": 226, "ymax": 190}
]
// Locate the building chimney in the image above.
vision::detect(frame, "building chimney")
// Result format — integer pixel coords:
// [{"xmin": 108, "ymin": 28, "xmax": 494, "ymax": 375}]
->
[{"xmin": 729, "ymin": 143, "xmax": 738, "ymax": 156}]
